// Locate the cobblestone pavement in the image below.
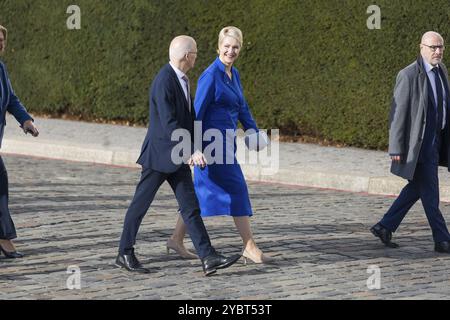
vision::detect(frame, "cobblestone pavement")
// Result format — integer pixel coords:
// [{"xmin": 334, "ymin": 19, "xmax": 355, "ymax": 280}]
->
[{"xmin": 1, "ymin": 155, "xmax": 450, "ymax": 300}]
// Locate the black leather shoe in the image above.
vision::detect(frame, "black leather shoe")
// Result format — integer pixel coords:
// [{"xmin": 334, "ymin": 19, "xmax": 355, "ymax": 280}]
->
[
  {"xmin": 435, "ymin": 241, "xmax": 450, "ymax": 253},
  {"xmin": 0, "ymin": 245, "xmax": 24, "ymax": 259},
  {"xmin": 370, "ymin": 223, "xmax": 399, "ymax": 248},
  {"xmin": 202, "ymin": 253, "xmax": 241, "ymax": 276},
  {"xmin": 115, "ymin": 251, "xmax": 150, "ymax": 273}
]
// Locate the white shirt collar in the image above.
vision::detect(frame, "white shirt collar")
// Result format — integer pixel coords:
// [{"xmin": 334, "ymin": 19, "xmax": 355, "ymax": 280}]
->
[
  {"xmin": 423, "ymin": 59, "xmax": 439, "ymax": 73},
  {"xmin": 169, "ymin": 62, "xmax": 186, "ymax": 80}
]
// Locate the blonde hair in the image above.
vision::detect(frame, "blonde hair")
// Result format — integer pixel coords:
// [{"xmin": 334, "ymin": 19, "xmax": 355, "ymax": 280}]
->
[
  {"xmin": 0, "ymin": 25, "xmax": 7, "ymax": 42},
  {"xmin": 218, "ymin": 26, "xmax": 243, "ymax": 52}
]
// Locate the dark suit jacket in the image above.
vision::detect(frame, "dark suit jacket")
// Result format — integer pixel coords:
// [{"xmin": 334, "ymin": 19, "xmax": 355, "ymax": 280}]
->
[
  {"xmin": 0, "ymin": 60, "xmax": 33, "ymax": 148},
  {"xmin": 137, "ymin": 64, "xmax": 195, "ymax": 173}
]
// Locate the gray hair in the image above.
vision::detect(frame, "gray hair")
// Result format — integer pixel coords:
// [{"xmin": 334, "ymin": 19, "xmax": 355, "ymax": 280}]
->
[
  {"xmin": 421, "ymin": 31, "xmax": 444, "ymax": 44},
  {"xmin": 169, "ymin": 35, "xmax": 196, "ymax": 61}
]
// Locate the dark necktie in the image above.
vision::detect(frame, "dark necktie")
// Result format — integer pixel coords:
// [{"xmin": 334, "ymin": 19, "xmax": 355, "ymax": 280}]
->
[
  {"xmin": 432, "ymin": 67, "xmax": 444, "ymax": 132},
  {"xmin": 181, "ymin": 75, "xmax": 191, "ymax": 112}
]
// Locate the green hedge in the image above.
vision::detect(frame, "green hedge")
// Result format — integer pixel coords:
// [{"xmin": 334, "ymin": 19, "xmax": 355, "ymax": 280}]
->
[{"xmin": 1, "ymin": 0, "xmax": 450, "ymax": 149}]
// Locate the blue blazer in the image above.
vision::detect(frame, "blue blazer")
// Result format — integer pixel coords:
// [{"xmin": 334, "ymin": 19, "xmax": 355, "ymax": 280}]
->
[
  {"xmin": 137, "ymin": 64, "xmax": 194, "ymax": 173},
  {"xmin": 193, "ymin": 57, "xmax": 258, "ymax": 217},
  {"xmin": 0, "ymin": 60, "xmax": 33, "ymax": 148},
  {"xmin": 194, "ymin": 57, "xmax": 257, "ymax": 132}
]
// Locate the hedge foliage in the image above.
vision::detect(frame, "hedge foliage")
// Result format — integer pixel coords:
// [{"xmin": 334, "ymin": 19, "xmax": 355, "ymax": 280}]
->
[{"xmin": 1, "ymin": 0, "xmax": 450, "ymax": 149}]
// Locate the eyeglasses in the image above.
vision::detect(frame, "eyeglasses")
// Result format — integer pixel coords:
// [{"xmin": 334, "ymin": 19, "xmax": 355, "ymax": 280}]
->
[
  {"xmin": 421, "ymin": 44, "xmax": 445, "ymax": 52},
  {"xmin": 187, "ymin": 51, "xmax": 197, "ymax": 55}
]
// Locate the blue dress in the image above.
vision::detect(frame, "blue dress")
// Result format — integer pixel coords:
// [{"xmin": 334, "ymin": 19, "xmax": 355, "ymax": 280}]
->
[{"xmin": 194, "ymin": 57, "xmax": 258, "ymax": 217}]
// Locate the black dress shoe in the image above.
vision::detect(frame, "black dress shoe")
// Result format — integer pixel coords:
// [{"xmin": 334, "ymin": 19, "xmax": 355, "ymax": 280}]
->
[
  {"xmin": 370, "ymin": 223, "xmax": 399, "ymax": 248},
  {"xmin": 115, "ymin": 251, "xmax": 150, "ymax": 273},
  {"xmin": 0, "ymin": 245, "xmax": 24, "ymax": 259},
  {"xmin": 201, "ymin": 252, "xmax": 241, "ymax": 276},
  {"xmin": 435, "ymin": 241, "xmax": 450, "ymax": 253}
]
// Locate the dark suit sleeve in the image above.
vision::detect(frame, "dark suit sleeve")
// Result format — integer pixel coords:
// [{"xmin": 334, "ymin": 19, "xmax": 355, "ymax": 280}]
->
[
  {"xmin": 388, "ymin": 70, "xmax": 410, "ymax": 156},
  {"xmin": 1, "ymin": 63, "xmax": 33, "ymax": 126},
  {"xmin": 153, "ymin": 77, "xmax": 195, "ymax": 155},
  {"xmin": 153, "ymin": 79, "xmax": 185, "ymax": 137}
]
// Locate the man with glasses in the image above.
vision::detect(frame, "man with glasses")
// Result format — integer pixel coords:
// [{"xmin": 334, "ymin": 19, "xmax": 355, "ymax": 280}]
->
[{"xmin": 371, "ymin": 31, "xmax": 450, "ymax": 253}]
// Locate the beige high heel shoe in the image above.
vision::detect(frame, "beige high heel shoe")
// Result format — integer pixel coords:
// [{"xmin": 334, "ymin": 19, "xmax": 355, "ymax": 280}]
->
[
  {"xmin": 166, "ymin": 239, "xmax": 198, "ymax": 259},
  {"xmin": 242, "ymin": 249, "xmax": 276, "ymax": 265}
]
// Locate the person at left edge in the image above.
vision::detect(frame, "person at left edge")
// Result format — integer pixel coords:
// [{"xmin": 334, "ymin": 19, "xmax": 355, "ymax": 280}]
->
[
  {"xmin": 116, "ymin": 35, "xmax": 241, "ymax": 276},
  {"xmin": 0, "ymin": 24, "xmax": 39, "ymax": 259}
]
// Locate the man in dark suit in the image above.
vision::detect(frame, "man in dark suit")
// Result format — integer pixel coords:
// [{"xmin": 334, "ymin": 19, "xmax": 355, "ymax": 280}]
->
[
  {"xmin": 116, "ymin": 35, "xmax": 241, "ymax": 275},
  {"xmin": 0, "ymin": 24, "xmax": 39, "ymax": 258},
  {"xmin": 371, "ymin": 31, "xmax": 450, "ymax": 253}
]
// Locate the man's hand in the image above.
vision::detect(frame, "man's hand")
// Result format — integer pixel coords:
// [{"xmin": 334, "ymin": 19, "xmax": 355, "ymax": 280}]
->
[
  {"xmin": 22, "ymin": 120, "xmax": 39, "ymax": 137},
  {"xmin": 188, "ymin": 150, "xmax": 207, "ymax": 168},
  {"xmin": 391, "ymin": 155, "xmax": 402, "ymax": 163}
]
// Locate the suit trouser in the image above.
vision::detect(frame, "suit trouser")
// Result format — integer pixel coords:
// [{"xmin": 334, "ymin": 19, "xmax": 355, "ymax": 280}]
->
[
  {"xmin": 380, "ymin": 162, "xmax": 450, "ymax": 243},
  {"xmin": 0, "ymin": 156, "xmax": 17, "ymax": 240},
  {"xmin": 118, "ymin": 166, "xmax": 215, "ymax": 259}
]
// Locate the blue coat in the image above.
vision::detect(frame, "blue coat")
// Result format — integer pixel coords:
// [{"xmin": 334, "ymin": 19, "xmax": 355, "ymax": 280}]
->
[
  {"xmin": 136, "ymin": 64, "xmax": 195, "ymax": 173},
  {"xmin": 0, "ymin": 60, "xmax": 33, "ymax": 148},
  {"xmin": 194, "ymin": 57, "xmax": 258, "ymax": 217}
]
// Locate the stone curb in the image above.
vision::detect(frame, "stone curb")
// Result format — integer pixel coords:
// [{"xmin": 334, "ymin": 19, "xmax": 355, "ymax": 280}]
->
[{"xmin": 6, "ymin": 138, "xmax": 450, "ymax": 202}]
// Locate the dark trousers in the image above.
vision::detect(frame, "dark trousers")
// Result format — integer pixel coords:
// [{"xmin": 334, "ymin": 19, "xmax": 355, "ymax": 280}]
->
[
  {"xmin": 380, "ymin": 163, "xmax": 450, "ymax": 243},
  {"xmin": 119, "ymin": 166, "xmax": 215, "ymax": 259},
  {"xmin": 0, "ymin": 156, "xmax": 17, "ymax": 240}
]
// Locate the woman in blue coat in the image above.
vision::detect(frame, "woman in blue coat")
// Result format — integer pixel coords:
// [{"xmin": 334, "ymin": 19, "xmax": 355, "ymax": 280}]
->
[
  {"xmin": 0, "ymin": 25, "xmax": 39, "ymax": 258},
  {"xmin": 168, "ymin": 26, "xmax": 273, "ymax": 264}
]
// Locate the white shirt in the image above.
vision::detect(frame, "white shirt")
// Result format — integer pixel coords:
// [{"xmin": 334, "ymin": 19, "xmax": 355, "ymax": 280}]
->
[
  {"xmin": 424, "ymin": 60, "xmax": 447, "ymax": 129},
  {"xmin": 169, "ymin": 62, "xmax": 190, "ymax": 103}
]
